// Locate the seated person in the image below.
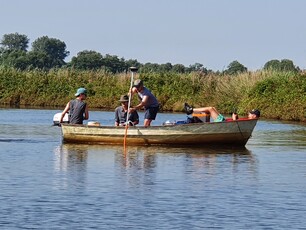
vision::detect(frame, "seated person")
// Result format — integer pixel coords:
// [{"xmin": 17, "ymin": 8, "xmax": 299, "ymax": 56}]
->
[
  {"xmin": 246, "ymin": 109, "xmax": 261, "ymax": 119},
  {"xmin": 115, "ymin": 95, "xmax": 139, "ymax": 126},
  {"xmin": 184, "ymin": 103, "xmax": 260, "ymax": 122},
  {"xmin": 228, "ymin": 109, "xmax": 260, "ymax": 121}
]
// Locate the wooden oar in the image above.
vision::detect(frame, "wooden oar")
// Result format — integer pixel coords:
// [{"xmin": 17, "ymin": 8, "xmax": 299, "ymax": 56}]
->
[{"xmin": 124, "ymin": 67, "xmax": 138, "ymax": 150}]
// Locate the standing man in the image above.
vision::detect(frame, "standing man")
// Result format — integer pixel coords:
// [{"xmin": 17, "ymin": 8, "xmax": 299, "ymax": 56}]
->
[
  {"xmin": 115, "ymin": 95, "xmax": 139, "ymax": 126},
  {"xmin": 60, "ymin": 87, "xmax": 89, "ymax": 124},
  {"xmin": 129, "ymin": 79, "xmax": 159, "ymax": 127}
]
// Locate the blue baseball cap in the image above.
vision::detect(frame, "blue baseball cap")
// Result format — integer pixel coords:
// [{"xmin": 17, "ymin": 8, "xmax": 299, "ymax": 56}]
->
[{"xmin": 75, "ymin": 88, "xmax": 87, "ymax": 96}]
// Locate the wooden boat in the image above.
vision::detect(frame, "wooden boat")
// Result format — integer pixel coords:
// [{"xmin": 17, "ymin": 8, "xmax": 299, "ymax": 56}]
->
[{"xmin": 61, "ymin": 118, "xmax": 258, "ymax": 146}]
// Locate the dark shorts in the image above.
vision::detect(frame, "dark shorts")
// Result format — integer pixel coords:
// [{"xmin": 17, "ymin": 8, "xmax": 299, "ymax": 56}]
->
[{"xmin": 144, "ymin": 106, "xmax": 159, "ymax": 120}]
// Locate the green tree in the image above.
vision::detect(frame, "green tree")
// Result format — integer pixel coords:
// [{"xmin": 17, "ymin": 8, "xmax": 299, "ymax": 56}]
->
[
  {"xmin": 0, "ymin": 33, "xmax": 29, "ymax": 51},
  {"xmin": 280, "ymin": 59, "xmax": 298, "ymax": 72},
  {"xmin": 0, "ymin": 33, "xmax": 29, "ymax": 68},
  {"xmin": 263, "ymin": 59, "xmax": 298, "ymax": 72},
  {"xmin": 124, "ymin": 59, "xmax": 141, "ymax": 71},
  {"xmin": 224, "ymin": 60, "xmax": 247, "ymax": 75},
  {"xmin": 26, "ymin": 51, "xmax": 54, "ymax": 70},
  {"xmin": 13, "ymin": 53, "xmax": 31, "ymax": 70},
  {"xmin": 187, "ymin": 63, "xmax": 208, "ymax": 74},
  {"xmin": 263, "ymin": 59, "xmax": 281, "ymax": 71},
  {"xmin": 0, "ymin": 49, "xmax": 27, "ymax": 68},
  {"xmin": 102, "ymin": 54, "xmax": 126, "ymax": 73},
  {"xmin": 159, "ymin": 62, "xmax": 173, "ymax": 72},
  {"xmin": 31, "ymin": 36, "xmax": 69, "ymax": 69},
  {"xmin": 172, "ymin": 64, "xmax": 186, "ymax": 73},
  {"xmin": 188, "ymin": 63, "xmax": 203, "ymax": 71},
  {"xmin": 70, "ymin": 50, "xmax": 103, "ymax": 70},
  {"xmin": 141, "ymin": 62, "xmax": 160, "ymax": 73}
]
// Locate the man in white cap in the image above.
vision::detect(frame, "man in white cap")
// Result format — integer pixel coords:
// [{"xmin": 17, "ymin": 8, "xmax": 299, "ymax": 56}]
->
[{"xmin": 60, "ymin": 87, "xmax": 89, "ymax": 124}]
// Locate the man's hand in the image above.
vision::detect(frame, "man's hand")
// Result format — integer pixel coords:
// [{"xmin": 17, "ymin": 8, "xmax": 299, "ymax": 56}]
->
[{"xmin": 125, "ymin": 120, "xmax": 134, "ymax": 126}]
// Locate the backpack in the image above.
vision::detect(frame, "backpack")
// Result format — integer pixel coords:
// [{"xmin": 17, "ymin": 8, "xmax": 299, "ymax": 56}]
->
[{"xmin": 186, "ymin": 116, "xmax": 203, "ymax": 124}]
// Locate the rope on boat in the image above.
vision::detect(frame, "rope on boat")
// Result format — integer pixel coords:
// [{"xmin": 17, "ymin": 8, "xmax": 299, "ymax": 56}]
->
[{"xmin": 236, "ymin": 121, "xmax": 246, "ymax": 139}]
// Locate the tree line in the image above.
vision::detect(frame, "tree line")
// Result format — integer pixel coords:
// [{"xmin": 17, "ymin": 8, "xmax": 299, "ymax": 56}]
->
[{"xmin": 0, "ymin": 32, "xmax": 300, "ymax": 74}]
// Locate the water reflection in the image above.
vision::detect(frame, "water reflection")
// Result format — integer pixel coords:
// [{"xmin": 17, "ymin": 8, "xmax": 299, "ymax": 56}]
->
[
  {"xmin": 53, "ymin": 145, "xmax": 89, "ymax": 190},
  {"xmin": 53, "ymin": 144, "xmax": 88, "ymax": 172},
  {"xmin": 53, "ymin": 144, "xmax": 258, "ymax": 177},
  {"xmin": 2, "ymin": 108, "xmax": 306, "ymax": 229}
]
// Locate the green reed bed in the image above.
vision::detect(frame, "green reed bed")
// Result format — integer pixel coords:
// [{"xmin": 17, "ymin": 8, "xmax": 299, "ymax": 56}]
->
[{"xmin": 0, "ymin": 67, "xmax": 305, "ymax": 121}]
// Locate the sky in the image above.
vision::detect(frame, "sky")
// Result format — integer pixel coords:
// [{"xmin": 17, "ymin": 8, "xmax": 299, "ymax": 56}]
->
[{"xmin": 1, "ymin": 0, "xmax": 306, "ymax": 71}]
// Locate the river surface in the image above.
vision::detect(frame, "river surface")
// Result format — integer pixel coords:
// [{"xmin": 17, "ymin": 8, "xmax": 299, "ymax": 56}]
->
[{"xmin": 0, "ymin": 108, "xmax": 306, "ymax": 229}]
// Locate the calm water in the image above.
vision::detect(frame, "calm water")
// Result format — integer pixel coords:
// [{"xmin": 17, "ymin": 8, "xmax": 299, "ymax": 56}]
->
[{"xmin": 0, "ymin": 108, "xmax": 306, "ymax": 229}]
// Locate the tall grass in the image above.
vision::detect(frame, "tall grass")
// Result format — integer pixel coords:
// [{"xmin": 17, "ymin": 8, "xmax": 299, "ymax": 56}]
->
[
  {"xmin": 240, "ymin": 71, "xmax": 306, "ymax": 121},
  {"xmin": 0, "ymin": 67, "xmax": 305, "ymax": 121}
]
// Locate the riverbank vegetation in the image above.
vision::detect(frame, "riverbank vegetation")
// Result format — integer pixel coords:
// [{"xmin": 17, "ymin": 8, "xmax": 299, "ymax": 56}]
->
[
  {"xmin": 0, "ymin": 32, "xmax": 305, "ymax": 121},
  {"xmin": 0, "ymin": 67, "xmax": 305, "ymax": 122}
]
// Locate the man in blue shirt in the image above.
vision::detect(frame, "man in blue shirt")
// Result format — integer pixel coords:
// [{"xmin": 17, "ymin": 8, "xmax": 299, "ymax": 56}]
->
[{"xmin": 115, "ymin": 95, "xmax": 139, "ymax": 126}]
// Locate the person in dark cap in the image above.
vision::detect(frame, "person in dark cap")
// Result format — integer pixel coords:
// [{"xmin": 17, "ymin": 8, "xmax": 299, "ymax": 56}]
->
[
  {"xmin": 184, "ymin": 103, "xmax": 260, "ymax": 122},
  {"xmin": 60, "ymin": 87, "xmax": 89, "ymax": 124},
  {"xmin": 129, "ymin": 79, "xmax": 159, "ymax": 127},
  {"xmin": 248, "ymin": 109, "xmax": 260, "ymax": 119},
  {"xmin": 115, "ymin": 95, "xmax": 139, "ymax": 126}
]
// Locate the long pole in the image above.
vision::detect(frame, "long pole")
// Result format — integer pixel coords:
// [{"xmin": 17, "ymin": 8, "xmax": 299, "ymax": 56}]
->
[{"xmin": 124, "ymin": 66, "xmax": 138, "ymax": 149}]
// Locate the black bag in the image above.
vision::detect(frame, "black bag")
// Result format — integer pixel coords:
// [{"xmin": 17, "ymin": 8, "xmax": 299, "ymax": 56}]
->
[{"xmin": 186, "ymin": 116, "xmax": 203, "ymax": 124}]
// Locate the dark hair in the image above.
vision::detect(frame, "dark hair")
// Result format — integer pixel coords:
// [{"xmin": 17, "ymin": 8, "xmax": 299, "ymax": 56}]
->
[{"xmin": 250, "ymin": 109, "xmax": 260, "ymax": 117}]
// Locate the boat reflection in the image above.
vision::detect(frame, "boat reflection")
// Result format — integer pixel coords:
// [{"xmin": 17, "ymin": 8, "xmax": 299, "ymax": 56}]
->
[
  {"xmin": 53, "ymin": 144, "xmax": 88, "ymax": 173},
  {"xmin": 53, "ymin": 144, "xmax": 257, "ymax": 174},
  {"xmin": 53, "ymin": 144, "xmax": 89, "ymax": 190}
]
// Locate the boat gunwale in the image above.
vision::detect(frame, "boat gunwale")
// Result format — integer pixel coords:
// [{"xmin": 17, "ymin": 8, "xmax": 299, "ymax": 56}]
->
[{"xmin": 61, "ymin": 118, "xmax": 258, "ymax": 130}]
